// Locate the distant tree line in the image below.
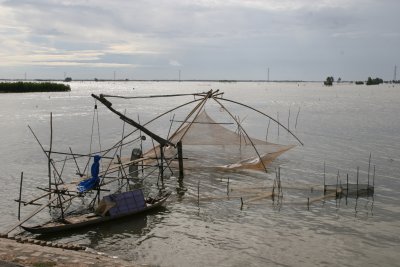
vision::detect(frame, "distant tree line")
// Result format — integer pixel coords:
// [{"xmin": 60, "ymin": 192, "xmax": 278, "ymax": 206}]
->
[
  {"xmin": 324, "ymin": 76, "xmax": 392, "ymax": 86},
  {"xmin": 0, "ymin": 82, "xmax": 71, "ymax": 93},
  {"xmin": 324, "ymin": 76, "xmax": 334, "ymax": 86},
  {"xmin": 366, "ymin": 77, "xmax": 383, "ymax": 85}
]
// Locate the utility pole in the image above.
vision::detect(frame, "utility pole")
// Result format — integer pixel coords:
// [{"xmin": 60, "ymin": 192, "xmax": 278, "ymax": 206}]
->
[
  {"xmin": 114, "ymin": 71, "xmax": 116, "ymax": 81},
  {"xmin": 267, "ymin": 67, "xmax": 270, "ymax": 82},
  {"xmin": 394, "ymin": 65, "xmax": 397, "ymax": 81}
]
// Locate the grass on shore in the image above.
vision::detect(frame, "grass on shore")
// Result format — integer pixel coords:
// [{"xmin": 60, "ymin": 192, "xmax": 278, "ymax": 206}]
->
[{"xmin": 0, "ymin": 82, "xmax": 71, "ymax": 93}]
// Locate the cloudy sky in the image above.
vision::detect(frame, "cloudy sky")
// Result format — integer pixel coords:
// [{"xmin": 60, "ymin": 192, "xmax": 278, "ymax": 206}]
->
[{"xmin": 0, "ymin": 0, "xmax": 399, "ymax": 81}]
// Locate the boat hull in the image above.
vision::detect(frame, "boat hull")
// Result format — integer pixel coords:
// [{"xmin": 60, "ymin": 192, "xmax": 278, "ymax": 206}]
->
[{"xmin": 21, "ymin": 195, "xmax": 169, "ymax": 234}]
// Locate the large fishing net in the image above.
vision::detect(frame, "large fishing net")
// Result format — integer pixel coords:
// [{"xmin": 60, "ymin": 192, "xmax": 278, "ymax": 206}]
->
[{"xmin": 142, "ymin": 110, "xmax": 294, "ymax": 172}]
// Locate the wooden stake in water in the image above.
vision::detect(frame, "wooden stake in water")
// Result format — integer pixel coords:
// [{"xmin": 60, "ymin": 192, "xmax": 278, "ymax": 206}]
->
[
  {"xmin": 48, "ymin": 112, "xmax": 53, "ymax": 199},
  {"xmin": 18, "ymin": 172, "xmax": 23, "ymax": 221},
  {"xmin": 287, "ymin": 107, "xmax": 291, "ymax": 130},
  {"xmin": 373, "ymin": 165, "xmax": 376, "ymax": 187},
  {"xmin": 227, "ymin": 177, "xmax": 230, "ymax": 195},
  {"xmin": 277, "ymin": 112, "xmax": 280, "ymax": 136},
  {"xmin": 278, "ymin": 167, "xmax": 282, "ymax": 193},
  {"xmin": 336, "ymin": 170, "xmax": 340, "ymax": 198},
  {"xmin": 240, "ymin": 197, "xmax": 243, "ymax": 210},
  {"xmin": 197, "ymin": 181, "xmax": 200, "ymax": 206},
  {"xmin": 295, "ymin": 107, "xmax": 301, "ymax": 129},
  {"xmin": 356, "ymin": 166, "xmax": 359, "ymax": 198},
  {"xmin": 323, "ymin": 161, "xmax": 326, "ymax": 194},
  {"xmin": 177, "ymin": 141, "xmax": 184, "ymax": 179},
  {"xmin": 368, "ymin": 152, "xmax": 371, "ymax": 186},
  {"xmin": 307, "ymin": 197, "xmax": 310, "ymax": 210},
  {"xmin": 266, "ymin": 119, "xmax": 271, "ymax": 142},
  {"xmin": 346, "ymin": 173, "xmax": 349, "ymax": 205}
]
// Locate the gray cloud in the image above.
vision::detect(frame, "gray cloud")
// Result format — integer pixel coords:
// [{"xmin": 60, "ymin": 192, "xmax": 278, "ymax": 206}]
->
[{"xmin": 0, "ymin": 0, "xmax": 399, "ymax": 80}]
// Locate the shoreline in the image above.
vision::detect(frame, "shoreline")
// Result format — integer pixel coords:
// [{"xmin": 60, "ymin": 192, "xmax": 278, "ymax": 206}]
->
[
  {"xmin": 0, "ymin": 237, "xmax": 138, "ymax": 267},
  {"xmin": 0, "ymin": 82, "xmax": 71, "ymax": 93}
]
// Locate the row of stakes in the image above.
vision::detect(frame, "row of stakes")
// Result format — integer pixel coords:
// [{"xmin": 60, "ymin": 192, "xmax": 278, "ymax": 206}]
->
[
  {"xmin": 197, "ymin": 167, "xmax": 283, "ymax": 210},
  {"xmin": 196, "ymin": 155, "xmax": 374, "ymax": 211}
]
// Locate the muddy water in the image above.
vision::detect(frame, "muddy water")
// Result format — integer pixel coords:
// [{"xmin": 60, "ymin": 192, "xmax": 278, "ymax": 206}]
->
[{"xmin": 0, "ymin": 81, "xmax": 399, "ymax": 266}]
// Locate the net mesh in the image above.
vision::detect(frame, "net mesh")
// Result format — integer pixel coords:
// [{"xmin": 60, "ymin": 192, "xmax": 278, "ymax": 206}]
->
[{"xmin": 143, "ymin": 110, "xmax": 294, "ymax": 171}]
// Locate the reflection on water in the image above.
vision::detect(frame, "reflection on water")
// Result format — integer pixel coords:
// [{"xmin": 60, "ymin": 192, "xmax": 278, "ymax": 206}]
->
[{"xmin": 1, "ymin": 81, "xmax": 400, "ymax": 266}]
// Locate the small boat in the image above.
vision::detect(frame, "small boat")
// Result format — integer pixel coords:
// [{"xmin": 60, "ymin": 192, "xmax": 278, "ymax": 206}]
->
[{"xmin": 22, "ymin": 189, "xmax": 170, "ymax": 234}]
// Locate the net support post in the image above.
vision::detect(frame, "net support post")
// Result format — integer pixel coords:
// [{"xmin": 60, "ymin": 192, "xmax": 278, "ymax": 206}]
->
[{"xmin": 177, "ymin": 141, "xmax": 184, "ymax": 180}]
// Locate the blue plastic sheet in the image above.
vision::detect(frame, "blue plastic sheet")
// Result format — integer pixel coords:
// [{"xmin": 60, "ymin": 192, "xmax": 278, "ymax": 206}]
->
[{"xmin": 77, "ymin": 155, "xmax": 101, "ymax": 192}]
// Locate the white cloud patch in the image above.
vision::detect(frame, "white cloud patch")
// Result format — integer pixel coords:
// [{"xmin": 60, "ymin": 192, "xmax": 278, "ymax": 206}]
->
[{"xmin": 0, "ymin": 0, "xmax": 399, "ymax": 80}]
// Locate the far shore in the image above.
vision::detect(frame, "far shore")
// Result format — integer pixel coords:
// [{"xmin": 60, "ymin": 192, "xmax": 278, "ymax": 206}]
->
[{"xmin": 0, "ymin": 81, "xmax": 71, "ymax": 93}]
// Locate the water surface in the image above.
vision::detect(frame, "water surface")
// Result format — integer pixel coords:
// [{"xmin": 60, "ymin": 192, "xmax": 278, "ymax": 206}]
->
[{"xmin": 0, "ymin": 81, "xmax": 399, "ymax": 266}]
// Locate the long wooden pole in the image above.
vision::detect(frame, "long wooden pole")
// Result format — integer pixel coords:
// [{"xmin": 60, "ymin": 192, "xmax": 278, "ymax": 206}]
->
[
  {"xmin": 48, "ymin": 112, "xmax": 53, "ymax": 199},
  {"xmin": 177, "ymin": 141, "xmax": 184, "ymax": 179},
  {"xmin": 69, "ymin": 147, "xmax": 82, "ymax": 176},
  {"xmin": 28, "ymin": 126, "xmax": 63, "ymax": 184},
  {"xmin": 17, "ymin": 172, "xmax": 23, "ymax": 221},
  {"xmin": 92, "ymin": 94, "xmax": 174, "ymax": 147},
  {"xmin": 295, "ymin": 107, "xmax": 301, "ymax": 129},
  {"xmin": 368, "ymin": 152, "xmax": 371, "ymax": 186}
]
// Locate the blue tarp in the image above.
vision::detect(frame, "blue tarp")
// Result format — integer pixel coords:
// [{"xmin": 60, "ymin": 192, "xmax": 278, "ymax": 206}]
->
[
  {"xmin": 77, "ymin": 155, "xmax": 101, "ymax": 193},
  {"xmin": 104, "ymin": 189, "xmax": 146, "ymax": 217}
]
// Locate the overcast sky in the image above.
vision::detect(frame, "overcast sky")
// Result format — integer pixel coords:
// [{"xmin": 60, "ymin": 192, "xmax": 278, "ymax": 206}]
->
[{"xmin": 0, "ymin": 0, "xmax": 399, "ymax": 81}]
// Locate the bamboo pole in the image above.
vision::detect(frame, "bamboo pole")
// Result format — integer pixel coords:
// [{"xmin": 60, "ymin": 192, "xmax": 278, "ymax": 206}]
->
[
  {"xmin": 48, "ymin": 112, "xmax": 53, "ymax": 199},
  {"xmin": 323, "ymin": 161, "xmax": 326, "ymax": 194},
  {"xmin": 167, "ymin": 114, "xmax": 175, "ymax": 140},
  {"xmin": 69, "ymin": 147, "xmax": 82, "ymax": 176},
  {"xmin": 368, "ymin": 152, "xmax": 371, "ymax": 186},
  {"xmin": 227, "ymin": 177, "xmax": 230, "ymax": 195},
  {"xmin": 356, "ymin": 166, "xmax": 359, "ymax": 198},
  {"xmin": 373, "ymin": 165, "xmax": 375, "ymax": 187},
  {"xmin": 295, "ymin": 107, "xmax": 300, "ymax": 129},
  {"xmin": 346, "ymin": 174, "xmax": 349, "ymax": 205},
  {"xmin": 160, "ymin": 145, "xmax": 164, "ymax": 183},
  {"xmin": 23, "ymin": 192, "xmax": 52, "ymax": 206},
  {"xmin": 138, "ymin": 114, "xmax": 144, "ymax": 175},
  {"xmin": 197, "ymin": 181, "xmax": 200, "ymax": 206},
  {"xmin": 120, "ymin": 109, "xmax": 127, "ymax": 158},
  {"xmin": 277, "ymin": 112, "xmax": 280, "ymax": 136},
  {"xmin": 177, "ymin": 141, "xmax": 184, "ymax": 179},
  {"xmin": 28, "ymin": 126, "xmax": 63, "ymax": 184},
  {"xmin": 18, "ymin": 172, "xmax": 23, "ymax": 221},
  {"xmin": 336, "ymin": 170, "xmax": 339, "ymax": 198}
]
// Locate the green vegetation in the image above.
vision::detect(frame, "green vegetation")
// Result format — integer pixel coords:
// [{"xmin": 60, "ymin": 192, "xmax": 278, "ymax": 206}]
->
[
  {"xmin": 366, "ymin": 77, "xmax": 383, "ymax": 85},
  {"xmin": 64, "ymin": 77, "xmax": 72, "ymax": 82},
  {"xmin": 324, "ymin": 76, "xmax": 334, "ymax": 86},
  {"xmin": 355, "ymin": 81, "xmax": 364, "ymax": 85},
  {"xmin": 0, "ymin": 82, "xmax": 71, "ymax": 93}
]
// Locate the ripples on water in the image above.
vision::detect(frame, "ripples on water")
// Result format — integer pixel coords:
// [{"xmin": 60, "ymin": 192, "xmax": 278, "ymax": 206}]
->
[{"xmin": 0, "ymin": 81, "xmax": 399, "ymax": 266}]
